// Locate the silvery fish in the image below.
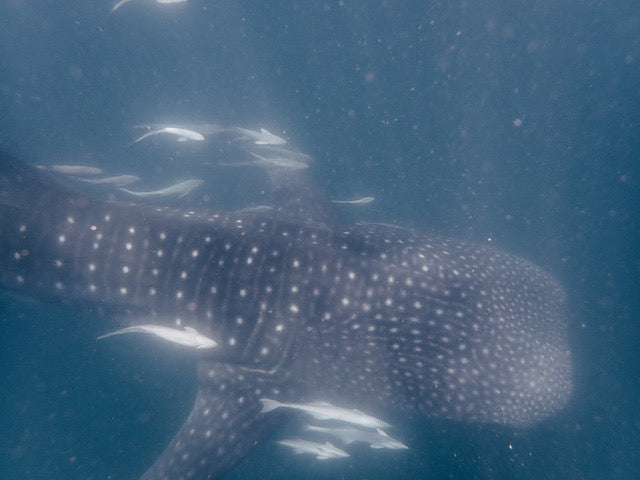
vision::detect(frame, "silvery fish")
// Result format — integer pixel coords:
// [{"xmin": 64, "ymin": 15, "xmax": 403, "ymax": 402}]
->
[
  {"xmin": 260, "ymin": 399, "xmax": 391, "ymax": 429},
  {"xmin": 305, "ymin": 424, "xmax": 408, "ymax": 450},
  {"xmin": 277, "ymin": 439, "xmax": 350, "ymax": 460},
  {"xmin": 119, "ymin": 179, "xmax": 204, "ymax": 198},
  {"xmin": 130, "ymin": 127, "xmax": 205, "ymax": 145}
]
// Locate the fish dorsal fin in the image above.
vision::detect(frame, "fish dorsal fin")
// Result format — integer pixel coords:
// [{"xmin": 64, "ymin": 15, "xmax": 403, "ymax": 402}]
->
[
  {"xmin": 309, "ymin": 400, "xmax": 332, "ymax": 407},
  {"xmin": 241, "ymin": 147, "xmax": 340, "ymax": 229},
  {"xmin": 184, "ymin": 326, "xmax": 197, "ymax": 333}
]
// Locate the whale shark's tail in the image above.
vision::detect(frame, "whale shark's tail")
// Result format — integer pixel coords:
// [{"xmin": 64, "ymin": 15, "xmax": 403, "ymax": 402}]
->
[
  {"xmin": 0, "ymin": 151, "xmax": 295, "ymax": 480},
  {"xmin": 0, "ymin": 152, "xmax": 89, "ymax": 215},
  {"xmin": 0, "ymin": 152, "xmax": 37, "ymax": 211}
]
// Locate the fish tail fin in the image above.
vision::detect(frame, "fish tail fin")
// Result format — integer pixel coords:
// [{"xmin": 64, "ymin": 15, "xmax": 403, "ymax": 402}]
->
[
  {"xmin": 0, "ymin": 151, "xmax": 81, "ymax": 214},
  {"xmin": 0, "ymin": 151, "xmax": 99, "ymax": 297},
  {"xmin": 259, "ymin": 398, "xmax": 281, "ymax": 413},
  {"xmin": 127, "ymin": 135, "xmax": 146, "ymax": 147},
  {"xmin": 0, "ymin": 152, "xmax": 38, "ymax": 211},
  {"xmin": 97, "ymin": 326, "xmax": 134, "ymax": 341},
  {"xmin": 97, "ymin": 331, "xmax": 117, "ymax": 340}
]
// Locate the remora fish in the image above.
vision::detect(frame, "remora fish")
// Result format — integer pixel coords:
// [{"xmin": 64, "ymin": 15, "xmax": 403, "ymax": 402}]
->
[
  {"xmin": 130, "ymin": 127, "xmax": 205, "ymax": 145},
  {"xmin": 234, "ymin": 205, "xmax": 274, "ymax": 214},
  {"xmin": 261, "ymin": 398, "xmax": 391, "ymax": 429},
  {"xmin": 119, "ymin": 179, "xmax": 204, "ymax": 198},
  {"xmin": 78, "ymin": 174, "xmax": 142, "ymax": 186},
  {"xmin": 304, "ymin": 424, "xmax": 408, "ymax": 450},
  {"xmin": 0, "ymin": 152, "xmax": 573, "ymax": 479},
  {"xmin": 277, "ymin": 439, "xmax": 350, "ymax": 460},
  {"xmin": 98, "ymin": 324, "xmax": 218, "ymax": 350},
  {"xmin": 112, "ymin": 0, "xmax": 188, "ymax": 13},
  {"xmin": 234, "ymin": 127, "xmax": 286, "ymax": 145},
  {"xmin": 332, "ymin": 196, "xmax": 375, "ymax": 205},
  {"xmin": 247, "ymin": 151, "xmax": 309, "ymax": 170},
  {"xmin": 251, "ymin": 145, "xmax": 314, "ymax": 165},
  {"xmin": 46, "ymin": 164, "xmax": 104, "ymax": 176}
]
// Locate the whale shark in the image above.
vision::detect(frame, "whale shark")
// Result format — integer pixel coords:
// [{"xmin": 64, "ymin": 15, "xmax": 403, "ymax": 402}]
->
[{"xmin": 0, "ymin": 151, "xmax": 572, "ymax": 479}]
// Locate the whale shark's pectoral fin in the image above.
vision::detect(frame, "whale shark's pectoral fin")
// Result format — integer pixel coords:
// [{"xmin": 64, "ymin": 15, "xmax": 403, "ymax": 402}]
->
[{"xmin": 140, "ymin": 360, "xmax": 283, "ymax": 480}]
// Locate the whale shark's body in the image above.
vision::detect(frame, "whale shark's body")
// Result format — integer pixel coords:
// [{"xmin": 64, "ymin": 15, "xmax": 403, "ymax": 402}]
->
[{"xmin": 0, "ymin": 152, "xmax": 572, "ymax": 479}]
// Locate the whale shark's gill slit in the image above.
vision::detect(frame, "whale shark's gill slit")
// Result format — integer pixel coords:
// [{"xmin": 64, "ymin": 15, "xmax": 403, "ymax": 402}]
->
[
  {"xmin": 191, "ymin": 247, "xmax": 217, "ymax": 324},
  {"xmin": 132, "ymin": 224, "xmax": 151, "ymax": 303},
  {"xmin": 241, "ymin": 314, "xmax": 266, "ymax": 362},
  {"xmin": 70, "ymin": 219, "xmax": 90, "ymax": 278},
  {"xmin": 103, "ymin": 223, "xmax": 122, "ymax": 300},
  {"xmin": 239, "ymin": 322, "xmax": 298, "ymax": 377}
]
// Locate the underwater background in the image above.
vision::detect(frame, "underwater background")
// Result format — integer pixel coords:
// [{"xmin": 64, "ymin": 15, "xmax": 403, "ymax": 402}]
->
[{"xmin": 0, "ymin": 1, "xmax": 638, "ymax": 479}]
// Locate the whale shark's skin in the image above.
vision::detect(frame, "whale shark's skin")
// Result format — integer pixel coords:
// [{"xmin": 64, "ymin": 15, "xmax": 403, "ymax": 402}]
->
[{"xmin": 0, "ymin": 153, "xmax": 572, "ymax": 479}]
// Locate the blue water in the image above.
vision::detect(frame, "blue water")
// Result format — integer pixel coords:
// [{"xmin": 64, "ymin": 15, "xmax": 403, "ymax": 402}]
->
[{"xmin": 1, "ymin": 1, "xmax": 638, "ymax": 479}]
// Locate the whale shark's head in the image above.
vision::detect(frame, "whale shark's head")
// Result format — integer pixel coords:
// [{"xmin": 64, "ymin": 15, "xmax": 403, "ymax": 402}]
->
[{"xmin": 286, "ymin": 223, "xmax": 572, "ymax": 428}]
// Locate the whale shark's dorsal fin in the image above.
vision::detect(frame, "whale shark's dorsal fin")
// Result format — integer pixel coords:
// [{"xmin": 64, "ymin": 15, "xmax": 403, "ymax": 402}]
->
[{"xmin": 265, "ymin": 167, "xmax": 341, "ymax": 230}]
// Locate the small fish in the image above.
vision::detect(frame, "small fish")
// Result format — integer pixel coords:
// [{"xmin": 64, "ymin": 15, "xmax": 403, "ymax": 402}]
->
[
  {"xmin": 46, "ymin": 165, "xmax": 104, "ymax": 176},
  {"xmin": 305, "ymin": 424, "xmax": 408, "ymax": 450},
  {"xmin": 260, "ymin": 399, "xmax": 391, "ymax": 429},
  {"xmin": 130, "ymin": 127, "xmax": 205, "ymax": 145},
  {"xmin": 332, "ymin": 196, "xmax": 375, "ymax": 205},
  {"xmin": 246, "ymin": 151, "xmax": 308, "ymax": 170},
  {"xmin": 251, "ymin": 146, "xmax": 313, "ymax": 165},
  {"xmin": 234, "ymin": 205, "xmax": 274, "ymax": 214},
  {"xmin": 234, "ymin": 127, "xmax": 286, "ymax": 145},
  {"xmin": 277, "ymin": 439, "xmax": 349, "ymax": 460},
  {"xmin": 119, "ymin": 179, "xmax": 204, "ymax": 198},
  {"xmin": 111, "ymin": 0, "xmax": 133, "ymax": 11},
  {"xmin": 77, "ymin": 175, "xmax": 142, "ymax": 186},
  {"xmin": 357, "ymin": 221, "xmax": 402, "ymax": 229},
  {"xmin": 98, "ymin": 324, "xmax": 218, "ymax": 350},
  {"xmin": 112, "ymin": 0, "xmax": 188, "ymax": 13}
]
